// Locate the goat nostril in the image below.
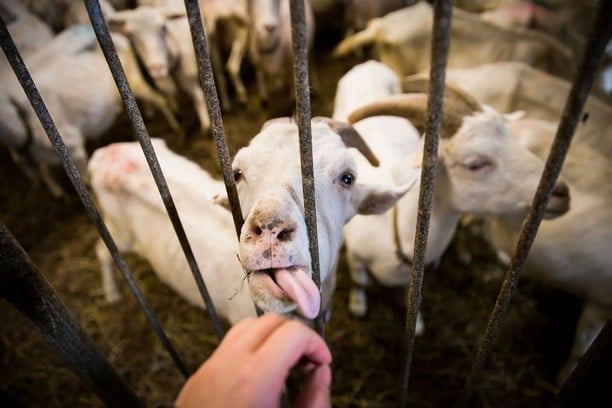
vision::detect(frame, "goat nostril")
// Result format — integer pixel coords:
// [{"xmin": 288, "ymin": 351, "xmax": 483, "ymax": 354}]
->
[
  {"xmin": 277, "ymin": 227, "xmax": 294, "ymax": 242},
  {"xmin": 553, "ymin": 182, "xmax": 570, "ymax": 199},
  {"xmin": 254, "ymin": 226, "xmax": 263, "ymax": 236}
]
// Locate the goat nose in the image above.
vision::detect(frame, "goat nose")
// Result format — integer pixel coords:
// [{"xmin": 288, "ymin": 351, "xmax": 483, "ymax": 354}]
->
[
  {"xmin": 552, "ymin": 181, "xmax": 570, "ymax": 201},
  {"xmin": 545, "ymin": 180, "xmax": 570, "ymax": 218},
  {"xmin": 245, "ymin": 217, "xmax": 296, "ymax": 242},
  {"xmin": 263, "ymin": 23, "xmax": 275, "ymax": 34}
]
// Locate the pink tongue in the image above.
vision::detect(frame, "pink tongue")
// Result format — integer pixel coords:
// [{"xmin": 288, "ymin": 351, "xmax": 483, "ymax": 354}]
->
[{"xmin": 274, "ymin": 268, "xmax": 321, "ymax": 319}]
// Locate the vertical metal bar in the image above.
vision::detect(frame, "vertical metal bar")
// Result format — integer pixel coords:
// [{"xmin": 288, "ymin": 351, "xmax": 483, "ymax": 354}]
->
[
  {"xmin": 289, "ymin": 0, "xmax": 323, "ymax": 336},
  {"xmin": 0, "ymin": 222, "xmax": 144, "ymax": 407},
  {"xmin": 461, "ymin": 1, "xmax": 612, "ymax": 405},
  {"xmin": 84, "ymin": 0, "xmax": 225, "ymax": 339},
  {"xmin": 182, "ymin": 0, "xmax": 265, "ymax": 317},
  {"xmin": 0, "ymin": 10, "xmax": 189, "ymax": 378},
  {"xmin": 183, "ymin": 0, "xmax": 244, "ymax": 238},
  {"xmin": 399, "ymin": 1, "xmax": 452, "ymax": 406}
]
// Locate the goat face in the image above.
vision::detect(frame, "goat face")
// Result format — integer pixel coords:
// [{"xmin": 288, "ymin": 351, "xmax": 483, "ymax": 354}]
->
[{"xmin": 232, "ymin": 118, "xmax": 410, "ymax": 319}]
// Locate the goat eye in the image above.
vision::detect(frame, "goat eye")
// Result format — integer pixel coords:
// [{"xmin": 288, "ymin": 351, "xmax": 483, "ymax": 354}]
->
[
  {"xmin": 465, "ymin": 159, "xmax": 490, "ymax": 171},
  {"xmin": 341, "ymin": 172, "xmax": 354, "ymax": 186},
  {"xmin": 233, "ymin": 169, "xmax": 243, "ymax": 182}
]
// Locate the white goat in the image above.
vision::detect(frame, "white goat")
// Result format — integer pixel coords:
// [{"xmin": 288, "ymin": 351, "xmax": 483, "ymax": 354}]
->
[
  {"xmin": 247, "ymin": 0, "xmax": 316, "ymax": 108},
  {"xmin": 107, "ymin": 6, "xmax": 212, "ymax": 135},
  {"xmin": 332, "ymin": 60, "xmax": 422, "ymax": 321},
  {"xmin": 333, "ymin": 2, "xmax": 575, "ymax": 82},
  {"xmin": 90, "ymin": 118, "xmax": 410, "ymax": 324},
  {"xmin": 340, "ymin": 79, "xmax": 571, "ymax": 328},
  {"xmin": 89, "ymin": 138, "xmax": 256, "ymax": 325},
  {"xmin": 482, "ymin": 117, "xmax": 612, "ymax": 385},
  {"xmin": 135, "ymin": 0, "xmax": 250, "ymax": 110},
  {"xmin": 0, "ymin": 25, "xmax": 180, "ymax": 198},
  {"xmin": 430, "ymin": 61, "xmax": 612, "ymax": 155}
]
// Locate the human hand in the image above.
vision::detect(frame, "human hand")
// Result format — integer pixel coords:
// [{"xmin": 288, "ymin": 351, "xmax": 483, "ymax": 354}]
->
[{"xmin": 174, "ymin": 312, "xmax": 332, "ymax": 408}]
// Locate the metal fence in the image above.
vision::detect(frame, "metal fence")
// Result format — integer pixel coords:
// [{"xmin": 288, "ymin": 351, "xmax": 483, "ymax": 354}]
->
[{"xmin": 1, "ymin": 0, "xmax": 611, "ymax": 406}]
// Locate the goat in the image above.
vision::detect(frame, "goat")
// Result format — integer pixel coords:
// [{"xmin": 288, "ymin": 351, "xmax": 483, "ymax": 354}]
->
[
  {"xmin": 482, "ymin": 116, "xmax": 612, "ymax": 385},
  {"xmin": 341, "ymin": 80, "xmax": 570, "ymax": 328},
  {"xmin": 90, "ymin": 118, "xmax": 411, "ymax": 324},
  {"xmin": 107, "ymin": 6, "xmax": 213, "ymax": 135},
  {"xmin": 135, "ymin": 0, "xmax": 250, "ymax": 110},
  {"xmin": 333, "ymin": 2, "xmax": 575, "ymax": 81},
  {"xmin": 247, "ymin": 0, "xmax": 317, "ymax": 110},
  {"xmin": 0, "ymin": 24, "xmax": 180, "ymax": 198}
]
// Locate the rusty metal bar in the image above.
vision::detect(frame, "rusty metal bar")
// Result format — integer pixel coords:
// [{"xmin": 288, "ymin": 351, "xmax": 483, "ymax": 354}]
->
[
  {"xmin": 289, "ymin": 0, "xmax": 323, "ymax": 336},
  {"xmin": 84, "ymin": 0, "xmax": 225, "ymax": 340},
  {"xmin": 0, "ymin": 222, "xmax": 144, "ymax": 407},
  {"xmin": 182, "ymin": 0, "xmax": 265, "ymax": 317},
  {"xmin": 0, "ymin": 9, "xmax": 190, "ymax": 378},
  {"xmin": 183, "ymin": 0, "xmax": 244, "ymax": 238},
  {"xmin": 461, "ymin": 0, "xmax": 612, "ymax": 405},
  {"xmin": 399, "ymin": 1, "xmax": 453, "ymax": 406}
]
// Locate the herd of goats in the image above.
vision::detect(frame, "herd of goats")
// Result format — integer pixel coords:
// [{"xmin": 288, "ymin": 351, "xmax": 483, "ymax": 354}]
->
[{"xmin": 1, "ymin": 0, "xmax": 611, "ymax": 400}]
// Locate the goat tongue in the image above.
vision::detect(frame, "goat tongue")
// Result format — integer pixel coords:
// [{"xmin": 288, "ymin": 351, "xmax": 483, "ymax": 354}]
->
[{"xmin": 274, "ymin": 267, "xmax": 320, "ymax": 319}]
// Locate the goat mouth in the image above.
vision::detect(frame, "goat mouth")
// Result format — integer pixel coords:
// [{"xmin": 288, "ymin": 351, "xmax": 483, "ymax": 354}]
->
[{"xmin": 249, "ymin": 265, "xmax": 320, "ymax": 319}]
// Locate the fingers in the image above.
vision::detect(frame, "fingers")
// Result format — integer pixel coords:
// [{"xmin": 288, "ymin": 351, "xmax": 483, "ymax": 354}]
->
[
  {"xmin": 253, "ymin": 318, "xmax": 332, "ymax": 378},
  {"xmin": 228, "ymin": 312, "xmax": 287, "ymax": 352},
  {"xmin": 294, "ymin": 364, "xmax": 332, "ymax": 408}
]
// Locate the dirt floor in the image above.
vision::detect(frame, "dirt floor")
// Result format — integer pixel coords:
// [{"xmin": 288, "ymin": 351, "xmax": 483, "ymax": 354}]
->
[{"xmin": 0, "ymin": 27, "xmax": 585, "ymax": 407}]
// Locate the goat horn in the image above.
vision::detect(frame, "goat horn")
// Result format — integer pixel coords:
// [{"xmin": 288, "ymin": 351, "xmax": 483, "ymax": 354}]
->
[
  {"xmin": 347, "ymin": 93, "xmax": 472, "ymax": 139},
  {"xmin": 313, "ymin": 117, "xmax": 380, "ymax": 167},
  {"xmin": 401, "ymin": 75, "xmax": 483, "ymax": 113}
]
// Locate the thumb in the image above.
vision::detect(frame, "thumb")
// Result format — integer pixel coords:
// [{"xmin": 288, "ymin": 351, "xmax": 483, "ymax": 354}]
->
[{"xmin": 295, "ymin": 364, "xmax": 332, "ymax": 408}]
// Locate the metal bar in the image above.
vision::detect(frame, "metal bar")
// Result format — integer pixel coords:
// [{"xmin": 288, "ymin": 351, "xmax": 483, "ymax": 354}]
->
[
  {"xmin": 399, "ymin": 1, "xmax": 453, "ymax": 406},
  {"xmin": 182, "ymin": 0, "xmax": 265, "ymax": 317},
  {"xmin": 461, "ymin": 1, "xmax": 612, "ymax": 405},
  {"xmin": 0, "ymin": 222, "xmax": 144, "ymax": 407},
  {"xmin": 289, "ymin": 0, "xmax": 323, "ymax": 336},
  {"xmin": 84, "ymin": 0, "xmax": 225, "ymax": 340},
  {"xmin": 183, "ymin": 0, "xmax": 244, "ymax": 238},
  {"xmin": 0, "ymin": 9, "xmax": 189, "ymax": 378}
]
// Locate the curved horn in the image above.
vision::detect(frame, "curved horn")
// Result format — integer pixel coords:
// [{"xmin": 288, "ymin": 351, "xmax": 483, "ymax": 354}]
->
[
  {"xmin": 313, "ymin": 117, "xmax": 380, "ymax": 167},
  {"xmin": 401, "ymin": 75, "xmax": 483, "ymax": 113},
  {"xmin": 347, "ymin": 93, "xmax": 475, "ymax": 139}
]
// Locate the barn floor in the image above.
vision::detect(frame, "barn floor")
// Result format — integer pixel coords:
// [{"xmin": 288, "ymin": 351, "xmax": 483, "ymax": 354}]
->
[{"xmin": 0, "ymin": 28, "xmax": 584, "ymax": 407}]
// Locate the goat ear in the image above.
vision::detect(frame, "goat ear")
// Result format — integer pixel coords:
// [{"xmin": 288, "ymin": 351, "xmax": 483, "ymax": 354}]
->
[
  {"xmin": 211, "ymin": 192, "xmax": 230, "ymax": 211},
  {"xmin": 162, "ymin": 8, "xmax": 187, "ymax": 20},
  {"xmin": 106, "ymin": 11, "xmax": 129, "ymax": 32},
  {"xmin": 352, "ymin": 181, "xmax": 414, "ymax": 216}
]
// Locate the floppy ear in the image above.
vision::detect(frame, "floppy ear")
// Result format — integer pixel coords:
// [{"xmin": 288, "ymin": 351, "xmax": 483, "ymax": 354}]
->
[
  {"xmin": 391, "ymin": 160, "xmax": 421, "ymax": 187},
  {"xmin": 351, "ymin": 178, "xmax": 417, "ymax": 216},
  {"xmin": 211, "ymin": 192, "xmax": 230, "ymax": 210},
  {"xmin": 106, "ymin": 10, "xmax": 129, "ymax": 32}
]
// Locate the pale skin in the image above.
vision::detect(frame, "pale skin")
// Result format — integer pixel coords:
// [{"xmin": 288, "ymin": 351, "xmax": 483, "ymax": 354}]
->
[{"xmin": 174, "ymin": 313, "xmax": 332, "ymax": 408}]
